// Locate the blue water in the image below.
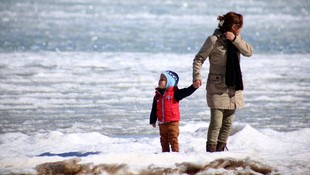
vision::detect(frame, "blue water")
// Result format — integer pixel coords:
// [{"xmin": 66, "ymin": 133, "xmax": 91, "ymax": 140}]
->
[{"xmin": 0, "ymin": 0, "xmax": 309, "ymax": 53}]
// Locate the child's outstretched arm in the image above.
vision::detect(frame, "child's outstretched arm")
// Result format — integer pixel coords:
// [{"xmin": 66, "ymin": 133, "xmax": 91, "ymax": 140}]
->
[
  {"xmin": 174, "ymin": 84, "xmax": 199, "ymax": 101},
  {"xmin": 150, "ymin": 97, "xmax": 158, "ymax": 127}
]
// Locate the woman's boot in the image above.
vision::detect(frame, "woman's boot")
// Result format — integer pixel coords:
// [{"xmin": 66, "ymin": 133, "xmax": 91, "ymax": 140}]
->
[
  {"xmin": 206, "ymin": 141, "xmax": 217, "ymax": 152},
  {"xmin": 216, "ymin": 141, "xmax": 227, "ymax": 152}
]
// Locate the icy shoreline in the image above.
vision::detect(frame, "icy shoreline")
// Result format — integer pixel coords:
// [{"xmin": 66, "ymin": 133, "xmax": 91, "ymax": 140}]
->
[{"xmin": 1, "ymin": 123, "xmax": 310, "ymax": 174}]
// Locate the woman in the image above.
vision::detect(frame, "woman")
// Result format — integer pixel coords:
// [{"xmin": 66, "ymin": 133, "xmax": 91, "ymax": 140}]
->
[{"xmin": 193, "ymin": 12, "xmax": 253, "ymax": 152}]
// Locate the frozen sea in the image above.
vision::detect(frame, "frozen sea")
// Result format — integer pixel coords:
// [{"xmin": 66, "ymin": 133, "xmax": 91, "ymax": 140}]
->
[{"xmin": 0, "ymin": 0, "xmax": 310, "ymax": 174}]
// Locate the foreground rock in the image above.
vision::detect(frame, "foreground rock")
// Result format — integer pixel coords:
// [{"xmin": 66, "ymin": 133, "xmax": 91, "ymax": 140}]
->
[{"xmin": 36, "ymin": 157, "xmax": 277, "ymax": 175}]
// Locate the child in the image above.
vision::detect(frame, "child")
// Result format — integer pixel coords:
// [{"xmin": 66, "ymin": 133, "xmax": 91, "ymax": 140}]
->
[{"xmin": 150, "ymin": 70, "xmax": 200, "ymax": 152}]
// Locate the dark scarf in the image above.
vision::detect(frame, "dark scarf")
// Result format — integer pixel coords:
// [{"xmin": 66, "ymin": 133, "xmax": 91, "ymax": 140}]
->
[{"xmin": 225, "ymin": 40, "xmax": 243, "ymax": 90}]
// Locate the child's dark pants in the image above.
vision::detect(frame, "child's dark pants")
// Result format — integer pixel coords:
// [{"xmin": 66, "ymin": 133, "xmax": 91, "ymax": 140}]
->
[{"xmin": 159, "ymin": 121, "xmax": 179, "ymax": 152}]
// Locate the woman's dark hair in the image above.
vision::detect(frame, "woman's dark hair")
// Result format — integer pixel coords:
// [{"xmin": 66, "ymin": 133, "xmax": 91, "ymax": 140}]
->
[{"xmin": 218, "ymin": 12, "xmax": 243, "ymax": 33}]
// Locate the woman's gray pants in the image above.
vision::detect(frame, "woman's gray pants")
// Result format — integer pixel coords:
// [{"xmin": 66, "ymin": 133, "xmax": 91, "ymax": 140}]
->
[{"xmin": 207, "ymin": 108, "xmax": 235, "ymax": 144}]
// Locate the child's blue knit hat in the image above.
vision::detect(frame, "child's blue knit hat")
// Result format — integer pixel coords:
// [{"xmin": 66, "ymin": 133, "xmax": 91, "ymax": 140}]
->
[{"xmin": 162, "ymin": 70, "xmax": 179, "ymax": 89}]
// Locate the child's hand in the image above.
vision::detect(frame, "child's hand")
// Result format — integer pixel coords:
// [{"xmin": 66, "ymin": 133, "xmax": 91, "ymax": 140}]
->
[
  {"xmin": 193, "ymin": 80, "xmax": 202, "ymax": 89},
  {"xmin": 151, "ymin": 123, "xmax": 156, "ymax": 128}
]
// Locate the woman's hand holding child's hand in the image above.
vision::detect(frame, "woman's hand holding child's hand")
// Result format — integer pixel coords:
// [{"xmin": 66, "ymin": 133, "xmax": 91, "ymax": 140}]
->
[{"xmin": 193, "ymin": 80, "xmax": 202, "ymax": 89}]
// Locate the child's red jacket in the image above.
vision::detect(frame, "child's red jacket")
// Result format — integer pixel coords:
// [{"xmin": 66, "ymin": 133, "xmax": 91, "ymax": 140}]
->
[{"xmin": 150, "ymin": 84, "xmax": 197, "ymax": 124}]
